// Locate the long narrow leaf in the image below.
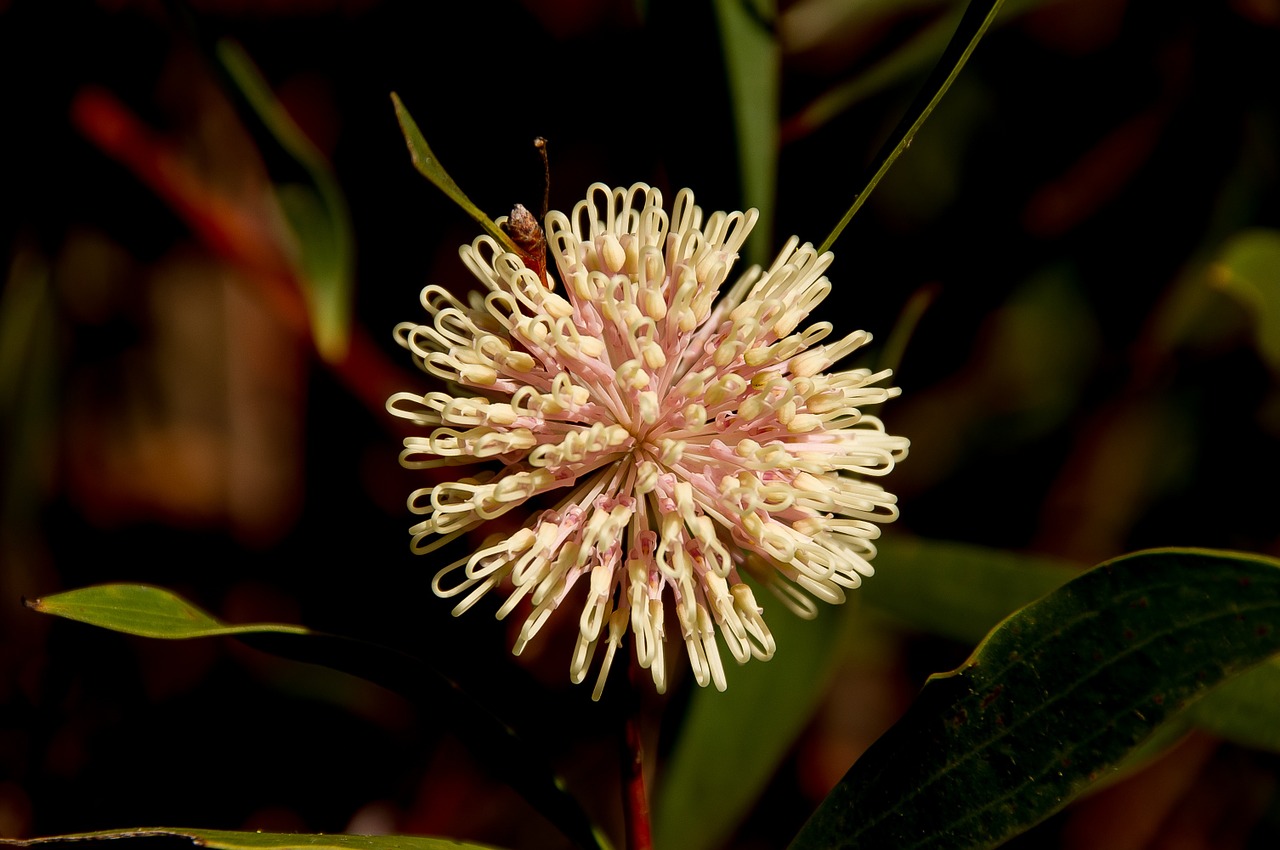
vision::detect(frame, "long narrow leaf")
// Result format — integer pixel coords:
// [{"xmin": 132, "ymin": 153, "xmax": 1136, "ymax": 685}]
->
[
  {"xmin": 26, "ymin": 584, "xmax": 608, "ymax": 850},
  {"xmin": 390, "ymin": 93, "xmax": 521, "ymax": 257},
  {"xmin": 26, "ymin": 584, "xmax": 308, "ymax": 638},
  {"xmin": 0, "ymin": 828, "xmax": 498, "ymax": 850},
  {"xmin": 216, "ymin": 41, "xmax": 355, "ymax": 362},
  {"xmin": 864, "ymin": 537, "xmax": 1280, "ymax": 754},
  {"xmin": 654, "ymin": 593, "xmax": 853, "ymax": 850}
]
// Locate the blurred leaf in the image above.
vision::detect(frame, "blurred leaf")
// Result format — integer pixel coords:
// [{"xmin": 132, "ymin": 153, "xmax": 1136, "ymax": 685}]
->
[
  {"xmin": 790, "ymin": 548, "xmax": 1280, "ymax": 850},
  {"xmin": 217, "ymin": 40, "xmax": 355, "ymax": 362},
  {"xmin": 654, "ymin": 587, "xmax": 852, "ymax": 850},
  {"xmin": 390, "ymin": 92, "xmax": 521, "ymax": 257},
  {"xmin": 865, "ymin": 536, "xmax": 1079, "ymax": 644},
  {"xmin": 0, "ymin": 250, "xmax": 57, "ymax": 525},
  {"xmin": 712, "ymin": 0, "xmax": 778, "ymax": 266},
  {"xmin": 784, "ymin": 0, "xmax": 1044, "ymax": 142},
  {"xmin": 0, "ymin": 251, "xmax": 50, "ymax": 421},
  {"xmin": 0, "ymin": 828, "xmax": 500, "ymax": 850},
  {"xmin": 27, "ymin": 584, "xmax": 609, "ymax": 850},
  {"xmin": 785, "ymin": 6, "xmax": 959, "ymax": 143},
  {"xmin": 1187, "ymin": 660, "xmax": 1280, "ymax": 753},
  {"xmin": 0, "ymin": 250, "xmax": 58, "ymax": 601},
  {"xmin": 1211, "ymin": 228, "xmax": 1280, "ymax": 373},
  {"xmin": 821, "ymin": 0, "xmax": 1006, "ymax": 252},
  {"xmin": 26, "ymin": 584, "xmax": 309, "ymax": 639}
]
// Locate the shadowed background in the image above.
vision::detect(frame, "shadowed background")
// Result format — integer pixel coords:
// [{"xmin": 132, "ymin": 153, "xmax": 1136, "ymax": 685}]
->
[{"xmin": 3, "ymin": 0, "xmax": 1280, "ymax": 848}]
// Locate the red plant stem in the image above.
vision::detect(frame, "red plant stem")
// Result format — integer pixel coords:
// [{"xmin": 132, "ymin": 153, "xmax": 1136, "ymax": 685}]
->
[
  {"xmin": 69, "ymin": 85, "xmax": 416, "ymax": 423},
  {"xmin": 622, "ymin": 661, "xmax": 653, "ymax": 850}
]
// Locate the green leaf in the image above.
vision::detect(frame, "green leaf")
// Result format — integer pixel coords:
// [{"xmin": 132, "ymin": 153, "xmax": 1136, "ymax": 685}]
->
[
  {"xmin": 216, "ymin": 40, "xmax": 355, "ymax": 362},
  {"xmin": 0, "ymin": 828, "xmax": 498, "ymax": 850},
  {"xmin": 25, "ymin": 584, "xmax": 309, "ymax": 639},
  {"xmin": 790, "ymin": 548, "xmax": 1280, "ymax": 850},
  {"xmin": 390, "ymin": 93, "xmax": 521, "ymax": 257},
  {"xmin": 1211, "ymin": 228, "xmax": 1280, "ymax": 373},
  {"xmin": 27, "ymin": 584, "xmax": 609, "ymax": 850},
  {"xmin": 820, "ymin": 0, "xmax": 1006, "ymax": 252},
  {"xmin": 654, "ymin": 587, "xmax": 853, "ymax": 850},
  {"xmin": 712, "ymin": 0, "xmax": 778, "ymax": 267},
  {"xmin": 866, "ymin": 536, "xmax": 1280, "ymax": 756}
]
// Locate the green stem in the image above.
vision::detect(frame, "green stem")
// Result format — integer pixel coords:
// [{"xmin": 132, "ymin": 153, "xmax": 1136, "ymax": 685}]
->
[{"xmin": 820, "ymin": 0, "xmax": 1006, "ymax": 254}]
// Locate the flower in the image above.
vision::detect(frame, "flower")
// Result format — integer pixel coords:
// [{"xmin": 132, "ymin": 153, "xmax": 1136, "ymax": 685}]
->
[{"xmin": 388, "ymin": 183, "xmax": 908, "ymax": 699}]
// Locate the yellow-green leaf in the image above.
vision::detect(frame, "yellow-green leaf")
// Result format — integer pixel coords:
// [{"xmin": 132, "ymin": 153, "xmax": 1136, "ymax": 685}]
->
[
  {"xmin": 26, "ymin": 584, "xmax": 308, "ymax": 639},
  {"xmin": 0, "ymin": 828, "xmax": 498, "ymax": 850},
  {"xmin": 390, "ymin": 93, "xmax": 520, "ymax": 256}
]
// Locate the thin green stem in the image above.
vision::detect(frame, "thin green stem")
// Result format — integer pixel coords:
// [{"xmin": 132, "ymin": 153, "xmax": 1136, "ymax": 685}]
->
[{"xmin": 820, "ymin": 0, "xmax": 1006, "ymax": 254}]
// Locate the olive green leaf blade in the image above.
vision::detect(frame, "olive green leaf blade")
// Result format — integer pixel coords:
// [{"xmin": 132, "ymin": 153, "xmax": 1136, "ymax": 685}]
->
[
  {"xmin": 0, "ymin": 828, "xmax": 498, "ymax": 850},
  {"xmin": 25, "ymin": 584, "xmax": 309, "ymax": 639},
  {"xmin": 790, "ymin": 548, "xmax": 1280, "ymax": 850},
  {"xmin": 390, "ymin": 93, "xmax": 520, "ymax": 256}
]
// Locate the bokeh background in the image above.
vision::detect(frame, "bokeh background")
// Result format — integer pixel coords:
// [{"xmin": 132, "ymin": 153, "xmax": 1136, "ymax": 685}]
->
[{"xmin": 4, "ymin": 0, "xmax": 1280, "ymax": 847}]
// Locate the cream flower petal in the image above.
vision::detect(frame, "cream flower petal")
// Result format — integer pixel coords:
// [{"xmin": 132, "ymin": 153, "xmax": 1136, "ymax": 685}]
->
[{"xmin": 390, "ymin": 183, "xmax": 909, "ymax": 699}]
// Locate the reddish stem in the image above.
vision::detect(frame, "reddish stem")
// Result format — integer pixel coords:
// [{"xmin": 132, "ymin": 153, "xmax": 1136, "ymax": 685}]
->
[{"xmin": 622, "ymin": 661, "xmax": 653, "ymax": 850}]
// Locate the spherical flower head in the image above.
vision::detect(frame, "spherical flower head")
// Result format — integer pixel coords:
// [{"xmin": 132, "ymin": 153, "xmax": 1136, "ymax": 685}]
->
[{"xmin": 389, "ymin": 183, "xmax": 909, "ymax": 699}]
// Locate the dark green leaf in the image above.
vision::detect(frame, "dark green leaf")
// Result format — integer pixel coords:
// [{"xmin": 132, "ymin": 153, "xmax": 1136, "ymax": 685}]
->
[
  {"xmin": 712, "ymin": 0, "xmax": 778, "ymax": 267},
  {"xmin": 390, "ymin": 93, "xmax": 521, "ymax": 257},
  {"xmin": 864, "ymin": 537, "xmax": 1280, "ymax": 754},
  {"xmin": 820, "ymin": 0, "xmax": 1006, "ymax": 252},
  {"xmin": 654, "ymin": 587, "xmax": 853, "ymax": 850},
  {"xmin": 27, "ymin": 585, "xmax": 608, "ymax": 850},
  {"xmin": 216, "ymin": 41, "xmax": 355, "ymax": 362},
  {"xmin": 0, "ymin": 828, "xmax": 497, "ymax": 850},
  {"xmin": 790, "ymin": 548, "xmax": 1280, "ymax": 850}
]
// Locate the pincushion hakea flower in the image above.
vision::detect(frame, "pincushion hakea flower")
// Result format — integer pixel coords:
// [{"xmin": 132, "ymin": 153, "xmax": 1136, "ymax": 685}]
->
[{"xmin": 388, "ymin": 183, "xmax": 908, "ymax": 699}]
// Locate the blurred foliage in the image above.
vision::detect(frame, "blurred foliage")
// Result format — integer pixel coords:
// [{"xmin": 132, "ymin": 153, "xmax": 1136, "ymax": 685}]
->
[
  {"xmin": 1212, "ymin": 228, "xmax": 1280, "ymax": 374},
  {"xmin": 4, "ymin": 0, "xmax": 1280, "ymax": 848}
]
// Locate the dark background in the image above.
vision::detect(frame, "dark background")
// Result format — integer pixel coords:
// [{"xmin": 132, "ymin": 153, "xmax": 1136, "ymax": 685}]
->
[{"xmin": 3, "ymin": 0, "xmax": 1280, "ymax": 847}]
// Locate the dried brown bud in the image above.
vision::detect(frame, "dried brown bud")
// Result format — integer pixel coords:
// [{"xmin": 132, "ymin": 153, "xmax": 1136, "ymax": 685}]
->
[{"xmin": 503, "ymin": 203, "xmax": 550, "ymax": 289}]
